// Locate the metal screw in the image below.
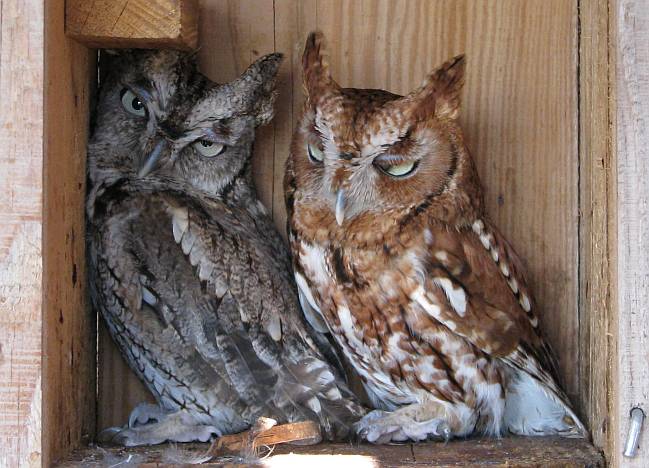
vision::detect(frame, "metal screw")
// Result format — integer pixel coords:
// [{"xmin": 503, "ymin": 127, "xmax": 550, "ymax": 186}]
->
[{"xmin": 624, "ymin": 407, "xmax": 645, "ymax": 458}]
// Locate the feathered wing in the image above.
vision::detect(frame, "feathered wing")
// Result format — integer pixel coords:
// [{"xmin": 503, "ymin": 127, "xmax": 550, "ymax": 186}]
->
[
  {"xmin": 90, "ymin": 190, "xmax": 363, "ymax": 440},
  {"xmin": 285, "ymin": 159, "xmax": 353, "ymax": 382},
  {"xmin": 163, "ymin": 194, "xmax": 365, "ymax": 439},
  {"xmin": 88, "ymin": 195, "xmax": 255, "ymax": 435},
  {"xmin": 415, "ymin": 218, "xmax": 587, "ymax": 437}
]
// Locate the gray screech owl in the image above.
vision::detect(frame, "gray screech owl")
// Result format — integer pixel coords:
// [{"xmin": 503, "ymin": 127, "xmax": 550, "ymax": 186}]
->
[{"xmin": 86, "ymin": 49, "xmax": 364, "ymax": 446}]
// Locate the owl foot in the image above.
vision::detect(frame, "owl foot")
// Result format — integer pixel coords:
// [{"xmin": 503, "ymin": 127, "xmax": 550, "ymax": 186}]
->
[
  {"xmin": 128, "ymin": 402, "xmax": 170, "ymax": 427},
  {"xmin": 98, "ymin": 410, "xmax": 221, "ymax": 447},
  {"xmin": 355, "ymin": 409, "xmax": 453, "ymax": 444}
]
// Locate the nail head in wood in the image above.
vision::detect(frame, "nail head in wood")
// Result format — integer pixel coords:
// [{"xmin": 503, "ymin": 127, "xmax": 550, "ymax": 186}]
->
[{"xmin": 624, "ymin": 407, "xmax": 646, "ymax": 458}]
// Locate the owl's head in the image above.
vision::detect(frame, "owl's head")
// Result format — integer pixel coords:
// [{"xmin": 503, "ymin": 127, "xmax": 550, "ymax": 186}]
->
[
  {"xmin": 288, "ymin": 32, "xmax": 483, "ymax": 239},
  {"xmin": 89, "ymin": 49, "xmax": 282, "ymax": 199}
]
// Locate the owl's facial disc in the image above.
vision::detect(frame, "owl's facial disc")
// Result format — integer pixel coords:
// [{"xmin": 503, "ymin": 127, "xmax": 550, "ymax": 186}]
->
[
  {"xmin": 330, "ymin": 151, "xmax": 422, "ymax": 225},
  {"xmin": 296, "ymin": 32, "xmax": 469, "ymax": 226},
  {"xmin": 302, "ymin": 113, "xmax": 427, "ymax": 225},
  {"xmin": 116, "ymin": 81, "xmax": 230, "ymax": 179},
  {"xmin": 137, "ymin": 131, "xmax": 230, "ymax": 179},
  {"xmin": 91, "ymin": 50, "xmax": 285, "ymax": 200}
]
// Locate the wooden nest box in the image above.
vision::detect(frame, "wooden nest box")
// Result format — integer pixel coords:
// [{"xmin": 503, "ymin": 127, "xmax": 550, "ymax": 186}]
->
[{"xmin": 1, "ymin": 0, "xmax": 646, "ymax": 466}]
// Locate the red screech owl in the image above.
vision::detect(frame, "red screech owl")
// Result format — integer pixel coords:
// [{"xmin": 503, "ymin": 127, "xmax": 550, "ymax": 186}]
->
[{"xmin": 285, "ymin": 32, "xmax": 587, "ymax": 443}]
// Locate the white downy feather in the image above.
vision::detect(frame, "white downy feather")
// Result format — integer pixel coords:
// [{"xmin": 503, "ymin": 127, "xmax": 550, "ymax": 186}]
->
[{"xmin": 503, "ymin": 366, "xmax": 586, "ymax": 437}]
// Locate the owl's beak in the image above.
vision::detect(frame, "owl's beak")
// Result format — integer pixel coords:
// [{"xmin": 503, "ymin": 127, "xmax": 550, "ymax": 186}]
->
[
  {"xmin": 138, "ymin": 140, "xmax": 166, "ymax": 178},
  {"xmin": 335, "ymin": 189, "xmax": 345, "ymax": 226}
]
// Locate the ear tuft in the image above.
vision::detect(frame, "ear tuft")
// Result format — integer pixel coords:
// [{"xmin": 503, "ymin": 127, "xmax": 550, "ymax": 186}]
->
[
  {"xmin": 408, "ymin": 54, "xmax": 466, "ymax": 121},
  {"xmin": 234, "ymin": 52, "xmax": 284, "ymax": 126},
  {"xmin": 302, "ymin": 31, "xmax": 338, "ymax": 104},
  {"xmin": 431, "ymin": 54, "xmax": 466, "ymax": 119}
]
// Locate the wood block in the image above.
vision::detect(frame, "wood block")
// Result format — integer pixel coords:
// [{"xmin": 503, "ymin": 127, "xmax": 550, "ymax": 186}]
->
[
  {"xmin": 66, "ymin": 0, "xmax": 199, "ymax": 50},
  {"xmin": 577, "ymin": 0, "xmax": 615, "ymax": 456},
  {"xmin": 614, "ymin": 0, "xmax": 649, "ymax": 466},
  {"xmin": 0, "ymin": 0, "xmax": 47, "ymax": 465},
  {"xmin": 43, "ymin": 0, "xmax": 97, "ymax": 463},
  {"xmin": 207, "ymin": 420, "xmax": 321, "ymax": 456}
]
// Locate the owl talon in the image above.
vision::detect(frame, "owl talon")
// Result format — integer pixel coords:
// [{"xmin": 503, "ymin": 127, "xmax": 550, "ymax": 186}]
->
[
  {"xmin": 439, "ymin": 422, "xmax": 452, "ymax": 444},
  {"xmin": 128, "ymin": 402, "xmax": 169, "ymax": 428},
  {"xmin": 97, "ymin": 426, "xmax": 124, "ymax": 445},
  {"xmin": 98, "ymin": 423, "xmax": 221, "ymax": 447},
  {"xmin": 356, "ymin": 408, "xmax": 454, "ymax": 444},
  {"xmin": 98, "ymin": 410, "xmax": 222, "ymax": 447}
]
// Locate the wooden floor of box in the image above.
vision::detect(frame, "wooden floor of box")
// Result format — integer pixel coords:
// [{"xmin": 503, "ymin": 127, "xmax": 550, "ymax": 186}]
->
[{"xmin": 57, "ymin": 436, "xmax": 603, "ymax": 467}]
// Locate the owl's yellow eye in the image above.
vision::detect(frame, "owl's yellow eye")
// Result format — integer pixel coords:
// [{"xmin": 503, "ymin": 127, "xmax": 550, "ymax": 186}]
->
[
  {"xmin": 193, "ymin": 140, "xmax": 226, "ymax": 158},
  {"xmin": 307, "ymin": 143, "xmax": 324, "ymax": 163},
  {"xmin": 374, "ymin": 158, "xmax": 419, "ymax": 178},
  {"xmin": 120, "ymin": 89, "xmax": 146, "ymax": 117}
]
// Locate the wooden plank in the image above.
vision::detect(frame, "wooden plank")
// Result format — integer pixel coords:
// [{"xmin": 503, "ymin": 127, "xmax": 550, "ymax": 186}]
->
[
  {"xmin": 42, "ymin": 1, "xmax": 97, "ymax": 464},
  {"xmin": 0, "ymin": 0, "xmax": 97, "ymax": 464},
  {"xmin": 613, "ymin": 0, "xmax": 649, "ymax": 466},
  {"xmin": 577, "ymin": 0, "xmax": 615, "ymax": 459},
  {"xmin": 57, "ymin": 437, "xmax": 604, "ymax": 467},
  {"xmin": 66, "ymin": 0, "xmax": 199, "ymax": 50},
  {"xmin": 0, "ymin": 0, "xmax": 45, "ymax": 466},
  {"xmin": 208, "ymin": 420, "xmax": 321, "ymax": 454}
]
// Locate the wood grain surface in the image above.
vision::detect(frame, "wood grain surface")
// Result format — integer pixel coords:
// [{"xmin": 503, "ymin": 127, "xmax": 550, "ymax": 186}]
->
[
  {"xmin": 577, "ymin": 0, "xmax": 616, "ymax": 456},
  {"xmin": 98, "ymin": 0, "xmax": 583, "ymax": 428},
  {"xmin": 58, "ymin": 436, "xmax": 603, "ymax": 467},
  {"xmin": 0, "ymin": 0, "xmax": 46, "ymax": 466},
  {"xmin": 43, "ymin": 0, "xmax": 97, "ymax": 465},
  {"xmin": 66, "ymin": 0, "xmax": 199, "ymax": 49},
  {"xmin": 0, "ymin": 0, "xmax": 629, "ymax": 465},
  {"xmin": 613, "ymin": 0, "xmax": 649, "ymax": 466},
  {"xmin": 0, "ymin": 1, "xmax": 96, "ymax": 465},
  {"xmin": 98, "ymin": 0, "xmax": 586, "ymax": 450}
]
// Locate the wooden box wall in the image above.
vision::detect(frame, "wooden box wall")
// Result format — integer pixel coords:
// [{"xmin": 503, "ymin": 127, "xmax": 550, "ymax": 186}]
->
[
  {"xmin": 95, "ymin": 0, "xmax": 615, "ymax": 461},
  {"xmin": 98, "ymin": 0, "xmax": 592, "ymax": 436},
  {"xmin": 3, "ymin": 0, "xmax": 648, "ymax": 466}
]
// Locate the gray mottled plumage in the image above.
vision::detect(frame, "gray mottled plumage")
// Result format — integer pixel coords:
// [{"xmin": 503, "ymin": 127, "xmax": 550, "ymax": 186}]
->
[{"xmin": 87, "ymin": 49, "xmax": 364, "ymax": 446}]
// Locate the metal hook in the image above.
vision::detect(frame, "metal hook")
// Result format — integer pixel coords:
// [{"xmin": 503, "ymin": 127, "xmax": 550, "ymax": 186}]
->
[{"xmin": 624, "ymin": 407, "xmax": 645, "ymax": 458}]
